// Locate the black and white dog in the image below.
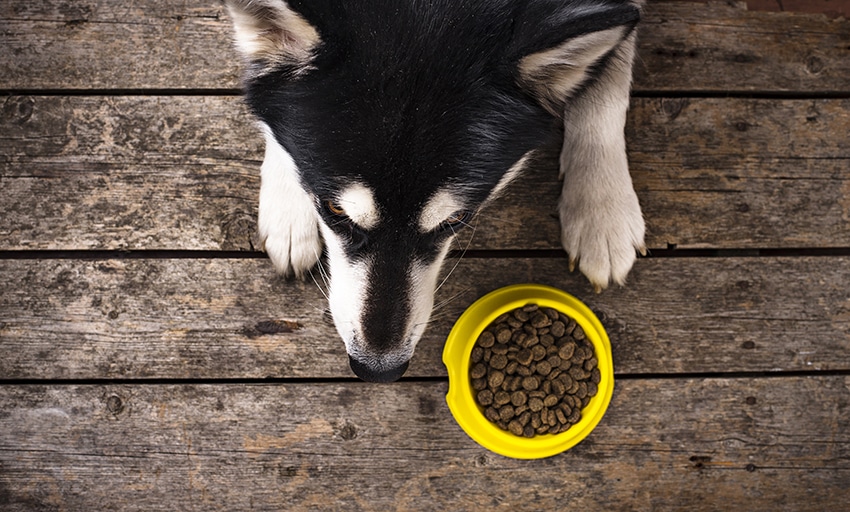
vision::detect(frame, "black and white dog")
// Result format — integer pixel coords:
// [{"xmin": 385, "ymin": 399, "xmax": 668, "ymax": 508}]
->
[{"xmin": 225, "ymin": 0, "xmax": 645, "ymax": 382}]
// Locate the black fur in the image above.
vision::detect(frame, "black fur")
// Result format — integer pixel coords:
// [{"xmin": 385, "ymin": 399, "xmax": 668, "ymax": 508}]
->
[
  {"xmin": 236, "ymin": 0, "xmax": 639, "ymax": 379},
  {"xmin": 245, "ymin": 0, "xmax": 636, "ymax": 244}
]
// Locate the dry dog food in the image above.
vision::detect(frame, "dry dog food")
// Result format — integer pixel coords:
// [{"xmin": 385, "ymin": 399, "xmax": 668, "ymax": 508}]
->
[{"xmin": 469, "ymin": 303, "xmax": 600, "ymax": 437}]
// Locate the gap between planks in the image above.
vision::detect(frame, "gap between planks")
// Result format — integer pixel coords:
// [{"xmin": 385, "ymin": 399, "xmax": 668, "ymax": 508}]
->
[
  {"xmin": 2, "ymin": 247, "xmax": 850, "ymax": 261},
  {"xmin": 4, "ymin": 90, "xmax": 850, "ymax": 99},
  {"xmin": 3, "ymin": 368, "xmax": 850, "ymax": 387}
]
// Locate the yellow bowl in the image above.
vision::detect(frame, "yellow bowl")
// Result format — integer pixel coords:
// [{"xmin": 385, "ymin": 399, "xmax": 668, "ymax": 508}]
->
[{"xmin": 443, "ymin": 284, "xmax": 614, "ymax": 459}]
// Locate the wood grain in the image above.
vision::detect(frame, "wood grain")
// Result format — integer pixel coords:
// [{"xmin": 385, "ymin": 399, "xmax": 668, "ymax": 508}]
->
[
  {"xmin": 2, "ymin": 2, "xmax": 848, "ymax": 92},
  {"xmin": 1, "ymin": 256, "xmax": 848, "ymax": 379},
  {"xmin": 0, "ymin": 1, "xmax": 240, "ymax": 90},
  {"xmin": 0, "ymin": 95, "xmax": 261, "ymax": 251},
  {"xmin": 636, "ymin": 97, "xmax": 850, "ymax": 248},
  {"xmin": 635, "ymin": 1, "xmax": 850, "ymax": 93},
  {"xmin": 1, "ymin": 377, "xmax": 848, "ymax": 511},
  {"xmin": 3, "ymin": 96, "xmax": 849, "ymax": 251}
]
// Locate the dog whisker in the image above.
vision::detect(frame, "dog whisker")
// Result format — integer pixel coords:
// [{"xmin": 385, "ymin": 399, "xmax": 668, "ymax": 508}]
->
[
  {"xmin": 307, "ymin": 268, "xmax": 330, "ymax": 302},
  {"xmin": 308, "ymin": 246, "xmax": 331, "ymax": 302},
  {"xmin": 435, "ymin": 218, "xmax": 477, "ymax": 294},
  {"xmin": 432, "ymin": 286, "xmax": 473, "ymax": 314},
  {"xmin": 453, "ymin": 215, "xmax": 478, "ymax": 230},
  {"xmin": 420, "ymin": 282, "xmax": 475, "ymax": 330},
  {"xmin": 313, "ymin": 245, "xmax": 331, "ymax": 290},
  {"xmin": 305, "ymin": 301, "xmax": 328, "ymax": 315}
]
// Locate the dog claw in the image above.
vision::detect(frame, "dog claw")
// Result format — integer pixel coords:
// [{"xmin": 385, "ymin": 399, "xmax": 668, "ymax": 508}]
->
[
  {"xmin": 568, "ymin": 257, "xmax": 577, "ymax": 272},
  {"xmin": 593, "ymin": 283, "xmax": 603, "ymax": 294},
  {"xmin": 639, "ymin": 245, "xmax": 647, "ymax": 257}
]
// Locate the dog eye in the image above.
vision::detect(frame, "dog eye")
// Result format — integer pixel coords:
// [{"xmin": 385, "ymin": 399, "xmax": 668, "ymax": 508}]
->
[
  {"xmin": 442, "ymin": 210, "xmax": 472, "ymax": 228},
  {"xmin": 326, "ymin": 200, "xmax": 347, "ymax": 216}
]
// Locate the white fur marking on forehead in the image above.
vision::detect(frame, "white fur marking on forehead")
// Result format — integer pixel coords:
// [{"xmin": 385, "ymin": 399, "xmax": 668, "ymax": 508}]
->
[
  {"xmin": 337, "ymin": 184, "xmax": 380, "ymax": 230},
  {"xmin": 419, "ymin": 189, "xmax": 464, "ymax": 232}
]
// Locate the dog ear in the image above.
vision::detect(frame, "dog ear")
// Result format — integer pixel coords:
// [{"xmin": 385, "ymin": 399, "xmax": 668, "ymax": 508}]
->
[
  {"xmin": 512, "ymin": 1, "xmax": 641, "ymax": 115},
  {"xmin": 224, "ymin": 0, "xmax": 321, "ymax": 76}
]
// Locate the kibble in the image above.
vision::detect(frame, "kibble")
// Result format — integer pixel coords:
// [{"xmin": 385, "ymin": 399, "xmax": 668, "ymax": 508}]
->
[
  {"xmin": 521, "ymin": 376, "xmax": 539, "ymax": 391},
  {"xmin": 471, "ymin": 346, "xmax": 484, "ymax": 363},
  {"xmin": 531, "ymin": 345, "xmax": 546, "ymax": 361},
  {"xmin": 499, "ymin": 405, "xmax": 515, "ymax": 422},
  {"xmin": 508, "ymin": 420, "xmax": 524, "ymax": 436},
  {"xmin": 471, "ymin": 363, "xmax": 487, "ymax": 379},
  {"xmin": 558, "ymin": 342, "xmax": 576, "ymax": 361},
  {"xmin": 472, "ymin": 377, "xmax": 487, "ymax": 391},
  {"xmin": 495, "ymin": 327, "xmax": 511, "ymax": 344},
  {"xmin": 490, "ymin": 354, "xmax": 508, "ymax": 370},
  {"xmin": 510, "ymin": 391, "xmax": 527, "ymax": 407},
  {"xmin": 478, "ymin": 331, "xmax": 495, "ymax": 348},
  {"xmin": 477, "ymin": 389, "xmax": 494, "ymax": 406},
  {"xmin": 488, "ymin": 371, "xmax": 505, "ymax": 389},
  {"xmin": 469, "ymin": 303, "xmax": 599, "ymax": 437}
]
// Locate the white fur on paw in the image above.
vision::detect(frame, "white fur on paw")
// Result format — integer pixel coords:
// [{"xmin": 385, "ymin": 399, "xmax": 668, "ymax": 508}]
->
[
  {"xmin": 257, "ymin": 124, "xmax": 322, "ymax": 278},
  {"xmin": 259, "ymin": 194, "xmax": 322, "ymax": 278},
  {"xmin": 559, "ymin": 187, "xmax": 645, "ymax": 292}
]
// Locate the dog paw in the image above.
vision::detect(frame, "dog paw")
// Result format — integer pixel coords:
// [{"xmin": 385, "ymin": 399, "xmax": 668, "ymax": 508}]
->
[
  {"xmin": 558, "ymin": 187, "xmax": 645, "ymax": 292},
  {"xmin": 256, "ymin": 128, "xmax": 323, "ymax": 278},
  {"xmin": 258, "ymin": 189, "xmax": 322, "ymax": 278}
]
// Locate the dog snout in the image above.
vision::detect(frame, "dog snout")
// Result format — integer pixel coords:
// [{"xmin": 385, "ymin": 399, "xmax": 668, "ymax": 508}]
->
[{"xmin": 348, "ymin": 355, "xmax": 409, "ymax": 383}]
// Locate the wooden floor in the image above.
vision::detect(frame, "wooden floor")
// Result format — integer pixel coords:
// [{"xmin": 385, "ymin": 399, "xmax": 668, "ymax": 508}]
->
[{"xmin": 2, "ymin": 1, "xmax": 849, "ymax": 510}]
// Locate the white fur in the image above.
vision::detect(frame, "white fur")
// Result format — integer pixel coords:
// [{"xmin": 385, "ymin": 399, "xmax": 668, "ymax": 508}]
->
[
  {"xmin": 488, "ymin": 151, "xmax": 533, "ymax": 202},
  {"xmin": 336, "ymin": 184, "xmax": 380, "ymax": 230},
  {"xmin": 257, "ymin": 123, "xmax": 323, "ymax": 278},
  {"xmin": 225, "ymin": 0, "xmax": 320, "ymax": 74},
  {"xmin": 519, "ymin": 26, "xmax": 627, "ymax": 116},
  {"xmin": 407, "ymin": 240, "xmax": 453, "ymax": 345},
  {"xmin": 558, "ymin": 32, "xmax": 645, "ymax": 291},
  {"xmin": 419, "ymin": 188, "xmax": 464, "ymax": 232},
  {"xmin": 318, "ymin": 220, "xmax": 369, "ymax": 354}
]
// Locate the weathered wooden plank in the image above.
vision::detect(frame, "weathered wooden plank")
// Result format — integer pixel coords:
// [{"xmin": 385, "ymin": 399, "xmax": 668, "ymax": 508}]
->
[
  {"xmin": 0, "ymin": 1, "xmax": 240, "ymax": 90},
  {"xmin": 2, "ymin": 2, "xmax": 849, "ymax": 92},
  {"xmin": 638, "ymin": 96, "xmax": 850, "ymax": 247},
  {"xmin": 0, "ymin": 95, "xmax": 261, "ymax": 251},
  {"xmin": 740, "ymin": 0, "xmax": 850, "ymax": 18},
  {"xmin": 3, "ymin": 96, "xmax": 848, "ymax": 250},
  {"xmin": 635, "ymin": 1, "xmax": 850, "ymax": 93},
  {"xmin": 1, "ymin": 378, "xmax": 848, "ymax": 511},
  {"xmin": 1, "ymin": 256, "xmax": 848, "ymax": 379}
]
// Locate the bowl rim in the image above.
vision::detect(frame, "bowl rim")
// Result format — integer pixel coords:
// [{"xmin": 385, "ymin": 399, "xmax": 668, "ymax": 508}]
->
[{"xmin": 443, "ymin": 283, "xmax": 614, "ymax": 459}]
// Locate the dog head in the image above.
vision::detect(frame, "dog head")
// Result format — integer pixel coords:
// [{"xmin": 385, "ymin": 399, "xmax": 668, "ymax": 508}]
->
[{"xmin": 226, "ymin": 0, "xmax": 639, "ymax": 381}]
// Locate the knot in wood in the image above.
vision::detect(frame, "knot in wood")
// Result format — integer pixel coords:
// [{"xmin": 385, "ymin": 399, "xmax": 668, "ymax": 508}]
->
[
  {"xmin": 337, "ymin": 421, "xmax": 357, "ymax": 441},
  {"xmin": 106, "ymin": 395, "xmax": 124, "ymax": 415},
  {"xmin": 805, "ymin": 55, "xmax": 825, "ymax": 74}
]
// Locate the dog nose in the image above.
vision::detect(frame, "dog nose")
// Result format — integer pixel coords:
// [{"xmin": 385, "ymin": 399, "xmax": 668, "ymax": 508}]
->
[{"xmin": 348, "ymin": 356, "xmax": 409, "ymax": 383}]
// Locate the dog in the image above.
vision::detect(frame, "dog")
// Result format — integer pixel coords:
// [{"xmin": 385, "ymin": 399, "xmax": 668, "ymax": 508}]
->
[{"xmin": 224, "ymin": 0, "xmax": 646, "ymax": 382}]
